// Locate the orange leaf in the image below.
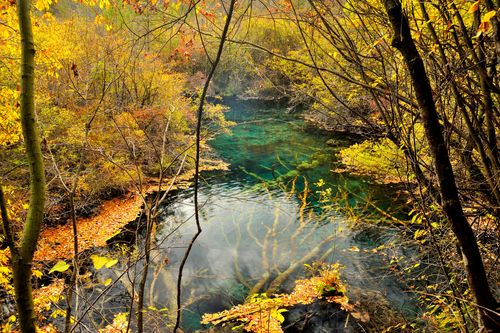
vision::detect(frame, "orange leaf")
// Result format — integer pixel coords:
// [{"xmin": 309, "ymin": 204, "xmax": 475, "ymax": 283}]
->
[{"xmin": 467, "ymin": 1, "xmax": 480, "ymax": 14}]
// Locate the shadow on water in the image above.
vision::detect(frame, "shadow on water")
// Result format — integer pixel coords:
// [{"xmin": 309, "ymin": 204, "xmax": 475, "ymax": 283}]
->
[{"xmin": 96, "ymin": 99, "xmax": 418, "ymax": 332}]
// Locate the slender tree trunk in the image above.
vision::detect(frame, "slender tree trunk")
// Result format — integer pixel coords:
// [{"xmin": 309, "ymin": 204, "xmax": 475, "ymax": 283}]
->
[
  {"xmin": 382, "ymin": 1, "xmax": 499, "ymax": 331},
  {"xmin": 172, "ymin": 1, "xmax": 236, "ymax": 332},
  {"xmin": 137, "ymin": 209, "xmax": 152, "ymax": 333},
  {"xmin": 10, "ymin": 0, "xmax": 47, "ymax": 332}
]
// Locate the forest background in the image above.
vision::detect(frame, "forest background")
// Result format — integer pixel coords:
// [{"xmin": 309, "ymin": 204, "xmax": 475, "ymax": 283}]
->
[{"xmin": 0, "ymin": 0, "xmax": 499, "ymax": 332}]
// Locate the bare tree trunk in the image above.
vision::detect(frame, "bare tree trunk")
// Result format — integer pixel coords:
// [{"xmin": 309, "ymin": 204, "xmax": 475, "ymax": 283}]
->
[
  {"xmin": 1, "ymin": 0, "xmax": 47, "ymax": 332},
  {"xmin": 382, "ymin": 1, "xmax": 499, "ymax": 331}
]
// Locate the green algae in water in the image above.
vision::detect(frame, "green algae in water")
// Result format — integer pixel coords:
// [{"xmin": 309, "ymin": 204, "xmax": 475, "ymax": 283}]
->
[
  {"xmin": 88, "ymin": 100, "xmax": 416, "ymax": 332},
  {"xmin": 148, "ymin": 100, "xmax": 416, "ymax": 331}
]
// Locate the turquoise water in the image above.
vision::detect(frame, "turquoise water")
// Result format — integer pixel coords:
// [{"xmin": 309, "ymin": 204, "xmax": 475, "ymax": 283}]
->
[
  {"xmin": 137, "ymin": 99, "xmax": 417, "ymax": 332},
  {"xmin": 81, "ymin": 99, "xmax": 419, "ymax": 332}
]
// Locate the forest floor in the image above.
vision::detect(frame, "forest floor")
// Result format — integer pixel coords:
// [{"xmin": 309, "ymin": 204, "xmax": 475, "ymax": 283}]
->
[{"xmin": 34, "ymin": 159, "xmax": 228, "ymax": 263}]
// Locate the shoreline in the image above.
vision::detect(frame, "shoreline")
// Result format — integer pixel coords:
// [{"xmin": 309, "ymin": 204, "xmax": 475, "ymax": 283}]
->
[{"xmin": 34, "ymin": 159, "xmax": 229, "ymax": 263}]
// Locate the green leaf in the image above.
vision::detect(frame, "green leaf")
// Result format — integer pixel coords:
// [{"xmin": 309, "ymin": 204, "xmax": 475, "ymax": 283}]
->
[{"xmin": 49, "ymin": 261, "xmax": 70, "ymax": 274}]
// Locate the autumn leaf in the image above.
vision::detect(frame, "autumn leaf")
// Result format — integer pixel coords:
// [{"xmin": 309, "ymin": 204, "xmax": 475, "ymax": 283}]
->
[
  {"xmin": 351, "ymin": 310, "xmax": 370, "ymax": 322},
  {"xmin": 467, "ymin": 1, "xmax": 480, "ymax": 14},
  {"xmin": 91, "ymin": 255, "xmax": 118, "ymax": 270},
  {"xmin": 349, "ymin": 246, "xmax": 360, "ymax": 252},
  {"xmin": 477, "ymin": 21, "xmax": 491, "ymax": 35},
  {"xmin": 34, "ymin": 0, "xmax": 53, "ymax": 11},
  {"xmin": 202, "ymin": 263, "xmax": 356, "ymax": 333},
  {"xmin": 48, "ymin": 261, "xmax": 70, "ymax": 274},
  {"xmin": 98, "ymin": 312, "xmax": 128, "ymax": 333},
  {"xmin": 482, "ymin": 10, "xmax": 497, "ymax": 23}
]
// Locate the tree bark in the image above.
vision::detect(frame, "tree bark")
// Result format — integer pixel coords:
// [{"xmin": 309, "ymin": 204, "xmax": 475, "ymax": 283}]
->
[
  {"xmin": 382, "ymin": 1, "xmax": 499, "ymax": 331},
  {"xmin": 10, "ymin": 0, "xmax": 46, "ymax": 332}
]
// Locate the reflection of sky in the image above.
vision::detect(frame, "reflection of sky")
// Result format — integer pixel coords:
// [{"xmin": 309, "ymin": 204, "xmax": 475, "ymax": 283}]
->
[
  {"xmin": 154, "ymin": 186, "xmax": 350, "ymax": 331},
  {"xmin": 157, "ymin": 186, "xmax": 347, "ymax": 281}
]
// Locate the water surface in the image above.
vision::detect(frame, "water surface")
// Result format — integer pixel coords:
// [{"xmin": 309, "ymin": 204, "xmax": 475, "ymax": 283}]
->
[
  {"xmin": 147, "ymin": 99, "xmax": 416, "ymax": 331},
  {"xmin": 93, "ymin": 99, "xmax": 416, "ymax": 332}
]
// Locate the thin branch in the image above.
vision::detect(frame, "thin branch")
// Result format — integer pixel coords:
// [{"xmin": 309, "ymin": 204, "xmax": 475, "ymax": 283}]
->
[{"xmin": 173, "ymin": 0, "xmax": 236, "ymax": 331}]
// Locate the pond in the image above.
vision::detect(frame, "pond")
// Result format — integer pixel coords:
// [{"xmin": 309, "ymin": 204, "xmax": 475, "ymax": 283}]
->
[{"xmin": 96, "ymin": 99, "xmax": 418, "ymax": 332}]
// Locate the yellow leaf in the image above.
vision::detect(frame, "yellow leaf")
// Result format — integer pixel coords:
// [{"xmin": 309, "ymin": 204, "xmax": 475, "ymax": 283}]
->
[
  {"xmin": 482, "ymin": 10, "xmax": 497, "ymax": 23},
  {"xmin": 91, "ymin": 255, "xmax": 107, "ymax": 270},
  {"xmin": 105, "ymin": 258, "xmax": 118, "ymax": 268},
  {"xmin": 467, "ymin": 1, "xmax": 480, "ymax": 14},
  {"xmin": 104, "ymin": 278, "xmax": 112, "ymax": 286},
  {"xmin": 34, "ymin": 0, "xmax": 53, "ymax": 11},
  {"xmin": 477, "ymin": 21, "xmax": 491, "ymax": 35},
  {"xmin": 49, "ymin": 261, "xmax": 70, "ymax": 274},
  {"xmin": 91, "ymin": 255, "xmax": 118, "ymax": 270},
  {"xmin": 33, "ymin": 269, "xmax": 44, "ymax": 279},
  {"xmin": 99, "ymin": 0, "xmax": 110, "ymax": 9},
  {"xmin": 94, "ymin": 15, "xmax": 104, "ymax": 25}
]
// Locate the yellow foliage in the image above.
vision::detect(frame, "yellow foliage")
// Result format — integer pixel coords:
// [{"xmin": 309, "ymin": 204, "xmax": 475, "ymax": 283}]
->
[
  {"xmin": 0, "ymin": 87, "xmax": 21, "ymax": 146},
  {"xmin": 90, "ymin": 254, "xmax": 118, "ymax": 270},
  {"xmin": 34, "ymin": 0, "xmax": 53, "ymax": 11},
  {"xmin": 202, "ymin": 263, "xmax": 363, "ymax": 333},
  {"xmin": 32, "ymin": 279, "xmax": 65, "ymax": 316},
  {"xmin": 339, "ymin": 138, "xmax": 407, "ymax": 183},
  {"xmin": 98, "ymin": 313, "xmax": 128, "ymax": 333},
  {"xmin": 37, "ymin": 324, "xmax": 59, "ymax": 333},
  {"xmin": 0, "ymin": 249, "xmax": 12, "ymax": 294}
]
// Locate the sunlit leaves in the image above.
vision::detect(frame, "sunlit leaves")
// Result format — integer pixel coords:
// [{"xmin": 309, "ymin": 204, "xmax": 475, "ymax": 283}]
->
[
  {"xmin": 1, "ymin": 315, "xmax": 17, "ymax": 333},
  {"xmin": 90, "ymin": 254, "xmax": 118, "ymax": 270},
  {"xmin": 48, "ymin": 260, "xmax": 70, "ymax": 274},
  {"xmin": 0, "ymin": 87, "xmax": 21, "ymax": 146},
  {"xmin": 482, "ymin": 10, "xmax": 498, "ymax": 23},
  {"xmin": 202, "ymin": 263, "xmax": 365, "ymax": 333},
  {"xmin": 32, "ymin": 279, "xmax": 65, "ymax": 318},
  {"xmin": 98, "ymin": 312, "xmax": 128, "ymax": 333},
  {"xmin": 338, "ymin": 138, "xmax": 407, "ymax": 183},
  {"xmin": 467, "ymin": 1, "xmax": 480, "ymax": 14},
  {"xmin": 476, "ymin": 10, "xmax": 498, "ymax": 35},
  {"xmin": 34, "ymin": 0, "xmax": 53, "ymax": 11},
  {"xmin": 0, "ymin": 249, "xmax": 13, "ymax": 295},
  {"xmin": 202, "ymin": 294, "xmax": 287, "ymax": 333}
]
